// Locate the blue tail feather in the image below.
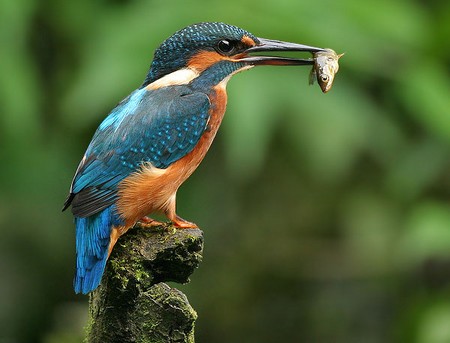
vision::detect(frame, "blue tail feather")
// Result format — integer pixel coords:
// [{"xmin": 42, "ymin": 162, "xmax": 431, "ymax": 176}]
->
[{"xmin": 74, "ymin": 205, "xmax": 122, "ymax": 294}]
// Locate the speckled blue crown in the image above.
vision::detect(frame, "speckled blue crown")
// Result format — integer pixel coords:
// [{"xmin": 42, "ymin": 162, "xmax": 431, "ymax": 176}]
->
[{"xmin": 144, "ymin": 22, "xmax": 257, "ymax": 85}]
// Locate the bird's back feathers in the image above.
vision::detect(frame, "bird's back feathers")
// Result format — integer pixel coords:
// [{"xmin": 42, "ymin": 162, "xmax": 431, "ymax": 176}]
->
[{"xmin": 64, "ymin": 86, "xmax": 211, "ymax": 218}]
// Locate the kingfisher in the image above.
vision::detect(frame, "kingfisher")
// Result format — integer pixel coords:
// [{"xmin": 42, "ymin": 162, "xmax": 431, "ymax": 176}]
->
[{"xmin": 63, "ymin": 22, "xmax": 324, "ymax": 294}]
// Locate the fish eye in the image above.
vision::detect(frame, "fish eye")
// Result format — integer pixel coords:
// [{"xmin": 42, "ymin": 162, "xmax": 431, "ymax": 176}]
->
[
  {"xmin": 217, "ymin": 40, "xmax": 235, "ymax": 54},
  {"xmin": 321, "ymin": 75, "xmax": 329, "ymax": 82}
]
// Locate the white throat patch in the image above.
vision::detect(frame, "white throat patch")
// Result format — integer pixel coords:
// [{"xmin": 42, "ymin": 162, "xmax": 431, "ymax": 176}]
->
[{"xmin": 145, "ymin": 68, "xmax": 199, "ymax": 90}]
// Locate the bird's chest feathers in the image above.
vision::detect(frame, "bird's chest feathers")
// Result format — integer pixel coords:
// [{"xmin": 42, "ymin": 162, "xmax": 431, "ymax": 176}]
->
[
  {"xmin": 202, "ymin": 84, "xmax": 228, "ymax": 148},
  {"xmin": 168, "ymin": 84, "xmax": 227, "ymax": 179}
]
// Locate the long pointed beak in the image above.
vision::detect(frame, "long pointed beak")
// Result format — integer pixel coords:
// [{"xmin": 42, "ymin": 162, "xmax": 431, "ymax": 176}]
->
[{"xmin": 240, "ymin": 38, "xmax": 325, "ymax": 66}]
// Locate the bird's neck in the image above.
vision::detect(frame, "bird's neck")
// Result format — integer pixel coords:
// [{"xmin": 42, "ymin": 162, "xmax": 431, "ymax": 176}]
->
[
  {"xmin": 190, "ymin": 61, "xmax": 250, "ymax": 91},
  {"xmin": 143, "ymin": 61, "xmax": 252, "ymax": 92}
]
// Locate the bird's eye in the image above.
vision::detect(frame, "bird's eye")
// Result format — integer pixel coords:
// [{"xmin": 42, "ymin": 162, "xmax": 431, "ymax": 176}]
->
[{"xmin": 217, "ymin": 40, "xmax": 235, "ymax": 54}]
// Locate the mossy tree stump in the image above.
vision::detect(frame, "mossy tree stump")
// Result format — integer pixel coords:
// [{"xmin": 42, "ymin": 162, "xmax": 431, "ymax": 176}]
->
[{"xmin": 85, "ymin": 225, "xmax": 203, "ymax": 343}]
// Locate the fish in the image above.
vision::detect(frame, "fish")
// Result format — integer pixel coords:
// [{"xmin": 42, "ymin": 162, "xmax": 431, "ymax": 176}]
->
[{"xmin": 309, "ymin": 48, "xmax": 343, "ymax": 93}]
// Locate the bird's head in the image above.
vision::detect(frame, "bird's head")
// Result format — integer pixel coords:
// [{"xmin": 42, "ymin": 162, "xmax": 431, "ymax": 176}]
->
[{"xmin": 143, "ymin": 22, "xmax": 324, "ymax": 89}]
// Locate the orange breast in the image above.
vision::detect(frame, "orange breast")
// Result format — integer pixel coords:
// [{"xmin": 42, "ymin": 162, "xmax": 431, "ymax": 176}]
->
[{"xmin": 116, "ymin": 85, "xmax": 228, "ymax": 226}]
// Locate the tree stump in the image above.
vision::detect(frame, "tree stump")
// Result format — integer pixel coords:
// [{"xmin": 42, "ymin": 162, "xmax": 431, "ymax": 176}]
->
[{"xmin": 85, "ymin": 225, "xmax": 204, "ymax": 343}]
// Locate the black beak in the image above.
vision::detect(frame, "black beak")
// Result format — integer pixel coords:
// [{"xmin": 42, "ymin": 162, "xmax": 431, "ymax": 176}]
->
[{"xmin": 240, "ymin": 38, "xmax": 325, "ymax": 66}]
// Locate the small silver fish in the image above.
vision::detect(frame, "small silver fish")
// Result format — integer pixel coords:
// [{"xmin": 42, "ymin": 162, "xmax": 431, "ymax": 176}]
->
[{"xmin": 309, "ymin": 48, "xmax": 343, "ymax": 93}]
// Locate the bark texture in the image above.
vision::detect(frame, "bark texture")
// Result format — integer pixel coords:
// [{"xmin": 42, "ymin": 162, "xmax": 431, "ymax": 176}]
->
[{"xmin": 85, "ymin": 225, "xmax": 203, "ymax": 343}]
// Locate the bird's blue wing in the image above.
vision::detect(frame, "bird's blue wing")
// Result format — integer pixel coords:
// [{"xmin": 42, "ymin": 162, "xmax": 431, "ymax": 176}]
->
[{"xmin": 64, "ymin": 86, "xmax": 211, "ymax": 217}]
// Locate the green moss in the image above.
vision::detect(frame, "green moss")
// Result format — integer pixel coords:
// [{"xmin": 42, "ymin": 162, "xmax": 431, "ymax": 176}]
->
[
  {"xmin": 86, "ymin": 227, "xmax": 203, "ymax": 342},
  {"xmin": 83, "ymin": 315, "xmax": 94, "ymax": 343}
]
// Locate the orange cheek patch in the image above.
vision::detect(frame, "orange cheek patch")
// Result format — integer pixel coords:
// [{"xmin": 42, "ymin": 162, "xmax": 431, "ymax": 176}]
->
[{"xmin": 188, "ymin": 51, "xmax": 226, "ymax": 73}]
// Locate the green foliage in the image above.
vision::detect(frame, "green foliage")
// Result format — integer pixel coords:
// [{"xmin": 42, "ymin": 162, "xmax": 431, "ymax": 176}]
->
[{"xmin": 0, "ymin": 0, "xmax": 448, "ymax": 342}]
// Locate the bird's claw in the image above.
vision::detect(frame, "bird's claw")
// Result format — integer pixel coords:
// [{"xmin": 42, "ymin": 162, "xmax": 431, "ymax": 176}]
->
[
  {"xmin": 136, "ymin": 216, "xmax": 166, "ymax": 230},
  {"xmin": 171, "ymin": 215, "xmax": 198, "ymax": 229}
]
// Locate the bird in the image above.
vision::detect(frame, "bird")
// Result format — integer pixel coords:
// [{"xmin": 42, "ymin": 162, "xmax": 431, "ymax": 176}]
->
[{"xmin": 63, "ymin": 22, "xmax": 324, "ymax": 294}]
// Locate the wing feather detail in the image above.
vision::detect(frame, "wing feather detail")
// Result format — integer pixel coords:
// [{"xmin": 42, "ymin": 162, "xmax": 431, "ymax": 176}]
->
[{"xmin": 64, "ymin": 86, "xmax": 211, "ymax": 217}]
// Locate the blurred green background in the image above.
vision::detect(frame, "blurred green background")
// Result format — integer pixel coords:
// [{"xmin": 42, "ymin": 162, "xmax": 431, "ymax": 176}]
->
[{"xmin": 1, "ymin": 0, "xmax": 449, "ymax": 342}]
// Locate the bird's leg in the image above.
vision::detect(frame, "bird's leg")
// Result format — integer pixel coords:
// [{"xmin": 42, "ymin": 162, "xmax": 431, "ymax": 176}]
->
[
  {"xmin": 165, "ymin": 194, "xmax": 198, "ymax": 229},
  {"xmin": 108, "ymin": 225, "xmax": 129, "ymax": 258}
]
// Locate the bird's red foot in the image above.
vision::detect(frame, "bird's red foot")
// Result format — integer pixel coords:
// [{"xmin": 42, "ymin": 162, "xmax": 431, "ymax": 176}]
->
[
  {"xmin": 138, "ymin": 216, "xmax": 165, "ymax": 227},
  {"xmin": 171, "ymin": 215, "xmax": 198, "ymax": 229}
]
